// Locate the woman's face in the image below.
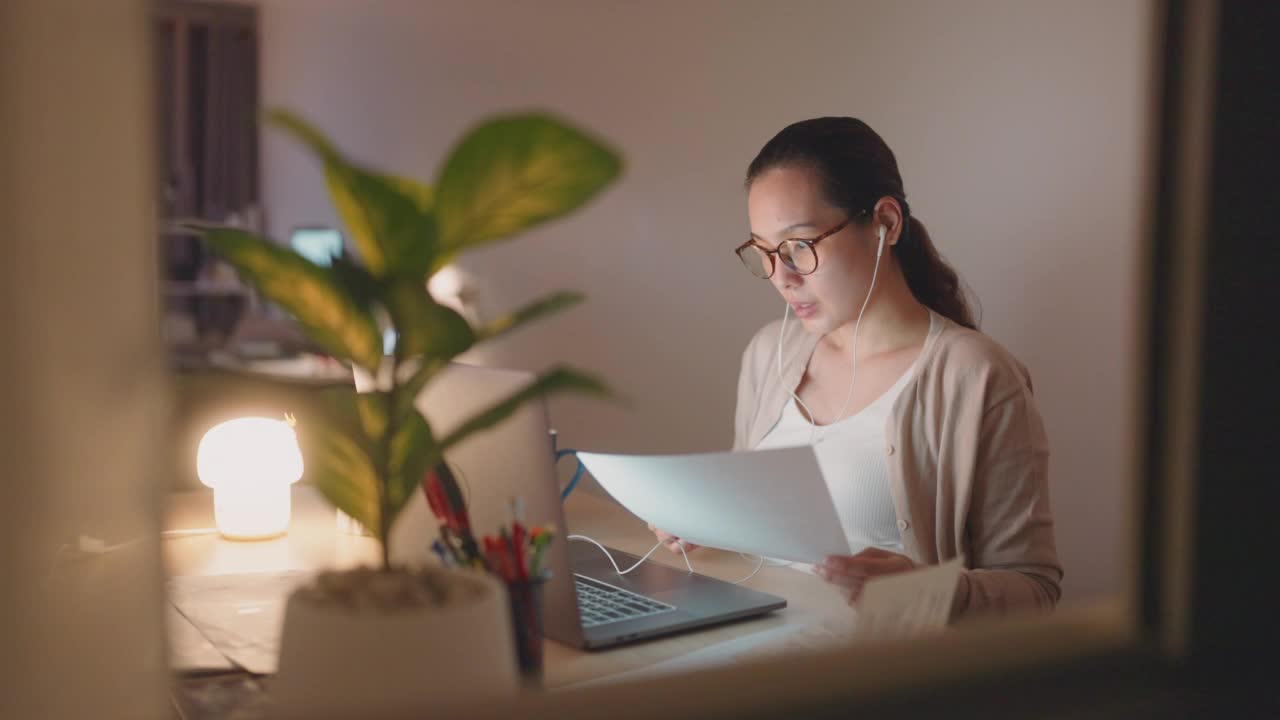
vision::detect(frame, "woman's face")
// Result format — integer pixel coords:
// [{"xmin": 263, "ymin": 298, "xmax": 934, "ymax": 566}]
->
[{"xmin": 746, "ymin": 165, "xmax": 880, "ymax": 336}]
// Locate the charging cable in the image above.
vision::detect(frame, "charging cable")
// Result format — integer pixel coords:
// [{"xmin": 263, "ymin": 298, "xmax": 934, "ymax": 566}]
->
[
  {"xmin": 161, "ymin": 528, "xmax": 219, "ymax": 539},
  {"xmin": 551, "ymin": 429, "xmax": 587, "ymax": 501},
  {"xmin": 557, "ymin": 449, "xmax": 586, "ymax": 501}
]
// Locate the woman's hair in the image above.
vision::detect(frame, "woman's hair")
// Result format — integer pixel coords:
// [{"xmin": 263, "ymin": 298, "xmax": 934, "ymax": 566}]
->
[{"xmin": 745, "ymin": 117, "xmax": 978, "ymax": 329}]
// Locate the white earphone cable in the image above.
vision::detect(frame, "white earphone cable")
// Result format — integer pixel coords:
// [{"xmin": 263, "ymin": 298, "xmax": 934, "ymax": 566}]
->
[
  {"xmin": 777, "ymin": 304, "xmax": 820, "ymax": 444},
  {"xmin": 777, "ymin": 226, "xmax": 886, "ymax": 445},
  {"xmin": 568, "ymin": 535, "xmax": 767, "ymax": 584},
  {"xmin": 825, "ymin": 230, "xmax": 886, "ymax": 439},
  {"xmin": 569, "ymin": 535, "xmax": 692, "ymax": 575}
]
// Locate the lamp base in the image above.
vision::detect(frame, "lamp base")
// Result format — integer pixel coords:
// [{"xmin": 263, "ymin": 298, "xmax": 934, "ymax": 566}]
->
[{"xmin": 212, "ymin": 484, "xmax": 291, "ymax": 540}]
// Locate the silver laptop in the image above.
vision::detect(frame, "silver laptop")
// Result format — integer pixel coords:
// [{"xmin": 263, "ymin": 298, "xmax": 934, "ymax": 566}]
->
[{"xmin": 392, "ymin": 363, "xmax": 786, "ymax": 649}]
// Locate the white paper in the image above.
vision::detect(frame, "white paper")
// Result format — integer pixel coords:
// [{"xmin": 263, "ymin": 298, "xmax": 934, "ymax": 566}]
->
[
  {"xmin": 851, "ymin": 556, "xmax": 964, "ymax": 641},
  {"xmin": 167, "ymin": 604, "xmax": 237, "ymax": 673},
  {"xmin": 577, "ymin": 446, "xmax": 850, "ymax": 564},
  {"xmin": 167, "ymin": 571, "xmax": 313, "ymax": 675}
]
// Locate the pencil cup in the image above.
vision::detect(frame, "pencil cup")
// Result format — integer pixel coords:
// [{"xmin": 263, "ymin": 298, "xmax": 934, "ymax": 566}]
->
[{"xmin": 506, "ymin": 573, "xmax": 550, "ymax": 685}]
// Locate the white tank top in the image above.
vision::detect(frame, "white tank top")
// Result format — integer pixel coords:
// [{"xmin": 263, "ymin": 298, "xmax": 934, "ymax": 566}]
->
[{"xmin": 755, "ymin": 311, "xmax": 941, "ymax": 565}]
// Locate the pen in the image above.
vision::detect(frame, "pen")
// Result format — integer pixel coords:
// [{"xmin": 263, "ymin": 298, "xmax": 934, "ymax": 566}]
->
[
  {"xmin": 482, "ymin": 537, "xmax": 500, "ymax": 579},
  {"xmin": 511, "ymin": 521, "xmax": 528, "ymax": 581},
  {"xmin": 529, "ymin": 527, "xmax": 553, "ymax": 578},
  {"xmin": 430, "ymin": 539, "xmax": 451, "ymax": 567},
  {"xmin": 443, "ymin": 528, "xmax": 468, "ymax": 565}
]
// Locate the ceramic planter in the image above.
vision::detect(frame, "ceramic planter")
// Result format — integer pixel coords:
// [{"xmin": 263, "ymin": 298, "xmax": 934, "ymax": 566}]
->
[{"xmin": 273, "ymin": 568, "xmax": 518, "ymax": 718}]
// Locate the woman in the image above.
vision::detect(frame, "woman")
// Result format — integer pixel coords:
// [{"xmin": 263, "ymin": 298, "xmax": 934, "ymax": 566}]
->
[{"xmin": 654, "ymin": 117, "xmax": 1061, "ymax": 619}]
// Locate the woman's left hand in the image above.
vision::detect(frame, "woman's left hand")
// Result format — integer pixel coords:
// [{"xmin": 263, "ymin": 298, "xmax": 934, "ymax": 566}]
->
[{"xmin": 815, "ymin": 548, "xmax": 915, "ymax": 605}]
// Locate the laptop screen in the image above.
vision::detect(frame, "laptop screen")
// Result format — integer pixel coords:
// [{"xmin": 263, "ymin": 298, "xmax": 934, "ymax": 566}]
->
[{"xmin": 289, "ymin": 227, "xmax": 342, "ymax": 267}]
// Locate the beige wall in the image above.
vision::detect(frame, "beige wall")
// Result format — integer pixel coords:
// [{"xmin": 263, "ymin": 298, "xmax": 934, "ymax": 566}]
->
[
  {"xmin": 1, "ymin": 1, "xmax": 169, "ymax": 717},
  {"xmin": 258, "ymin": 0, "xmax": 1151, "ymax": 605}
]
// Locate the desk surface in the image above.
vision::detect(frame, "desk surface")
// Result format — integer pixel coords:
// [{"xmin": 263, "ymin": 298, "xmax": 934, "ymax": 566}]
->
[{"xmin": 164, "ymin": 486, "xmax": 856, "ymax": 688}]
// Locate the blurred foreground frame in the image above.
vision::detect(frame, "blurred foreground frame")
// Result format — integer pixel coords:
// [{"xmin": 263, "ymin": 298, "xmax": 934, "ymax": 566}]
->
[{"xmin": 5, "ymin": 0, "xmax": 1279, "ymax": 718}]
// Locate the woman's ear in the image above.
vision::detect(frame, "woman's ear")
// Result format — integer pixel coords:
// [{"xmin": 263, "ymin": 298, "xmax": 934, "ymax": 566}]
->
[{"xmin": 872, "ymin": 198, "xmax": 905, "ymax": 246}]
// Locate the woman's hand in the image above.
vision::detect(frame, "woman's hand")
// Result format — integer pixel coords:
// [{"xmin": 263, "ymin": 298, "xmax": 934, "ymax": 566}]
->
[
  {"xmin": 815, "ymin": 548, "xmax": 915, "ymax": 605},
  {"xmin": 647, "ymin": 523, "xmax": 699, "ymax": 554}
]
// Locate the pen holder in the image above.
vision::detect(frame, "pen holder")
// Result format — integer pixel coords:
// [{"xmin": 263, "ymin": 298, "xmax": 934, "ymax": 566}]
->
[{"xmin": 505, "ymin": 573, "xmax": 550, "ymax": 685}]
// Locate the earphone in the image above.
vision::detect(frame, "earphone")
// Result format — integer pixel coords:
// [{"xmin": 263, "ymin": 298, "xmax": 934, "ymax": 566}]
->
[{"xmin": 775, "ymin": 223, "xmax": 887, "ymax": 444}]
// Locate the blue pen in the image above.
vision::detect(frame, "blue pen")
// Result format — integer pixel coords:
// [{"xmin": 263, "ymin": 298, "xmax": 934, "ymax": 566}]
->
[{"xmin": 431, "ymin": 539, "xmax": 452, "ymax": 567}]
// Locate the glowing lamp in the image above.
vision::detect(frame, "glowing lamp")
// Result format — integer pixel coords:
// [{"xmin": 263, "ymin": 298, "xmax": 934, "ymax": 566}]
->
[{"xmin": 197, "ymin": 417, "xmax": 304, "ymax": 540}]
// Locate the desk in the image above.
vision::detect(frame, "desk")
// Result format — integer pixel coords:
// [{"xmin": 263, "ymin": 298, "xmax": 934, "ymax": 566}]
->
[{"xmin": 164, "ymin": 486, "xmax": 857, "ymax": 689}]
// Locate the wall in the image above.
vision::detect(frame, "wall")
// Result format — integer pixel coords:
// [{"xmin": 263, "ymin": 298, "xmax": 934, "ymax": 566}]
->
[{"xmin": 257, "ymin": 0, "xmax": 1152, "ymax": 605}]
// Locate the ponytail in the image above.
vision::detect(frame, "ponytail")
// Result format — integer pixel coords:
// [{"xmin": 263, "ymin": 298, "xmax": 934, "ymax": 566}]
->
[{"xmin": 897, "ymin": 216, "xmax": 978, "ymax": 329}]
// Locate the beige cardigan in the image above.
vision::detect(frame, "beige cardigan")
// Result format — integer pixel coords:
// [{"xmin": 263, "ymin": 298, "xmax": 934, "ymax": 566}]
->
[{"xmin": 733, "ymin": 312, "xmax": 1063, "ymax": 619}]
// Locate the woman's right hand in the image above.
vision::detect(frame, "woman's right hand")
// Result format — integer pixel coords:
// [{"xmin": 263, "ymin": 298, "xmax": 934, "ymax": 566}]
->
[{"xmin": 648, "ymin": 523, "xmax": 699, "ymax": 554}]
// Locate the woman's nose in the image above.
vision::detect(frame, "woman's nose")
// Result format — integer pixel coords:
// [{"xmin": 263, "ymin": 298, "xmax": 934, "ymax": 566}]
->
[{"xmin": 770, "ymin": 264, "xmax": 801, "ymax": 292}]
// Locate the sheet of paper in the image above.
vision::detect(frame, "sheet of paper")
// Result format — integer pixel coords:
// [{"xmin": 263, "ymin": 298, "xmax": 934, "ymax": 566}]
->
[
  {"xmin": 851, "ymin": 556, "xmax": 964, "ymax": 642},
  {"xmin": 167, "ymin": 604, "xmax": 237, "ymax": 674},
  {"xmin": 167, "ymin": 571, "xmax": 313, "ymax": 675},
  {"xmin": 577, "ymin": 446, "xmax": 850, "ymax": 564}
]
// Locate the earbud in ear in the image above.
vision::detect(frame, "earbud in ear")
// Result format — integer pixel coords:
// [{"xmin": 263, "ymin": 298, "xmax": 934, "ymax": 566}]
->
[{"xmin": 876, "ymin": 225, "xmax": 886, "ymax": 257}]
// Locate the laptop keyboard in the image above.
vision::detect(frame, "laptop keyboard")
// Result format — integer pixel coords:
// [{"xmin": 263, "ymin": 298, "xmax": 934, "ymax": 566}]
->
[{"xmin": 575, "ymin": 575, "xmax": 675, "ymax": 628}]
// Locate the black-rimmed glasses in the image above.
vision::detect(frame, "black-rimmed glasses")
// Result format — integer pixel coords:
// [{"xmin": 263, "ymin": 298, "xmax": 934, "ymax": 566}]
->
[{"xmin": 734, "ymin": 217, "xmax": 853, "ymax": 279}]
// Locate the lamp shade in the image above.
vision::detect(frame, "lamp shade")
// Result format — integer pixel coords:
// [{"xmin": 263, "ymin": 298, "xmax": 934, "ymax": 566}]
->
[{"xmin": 196, "ymin": 417, "xmax": 304, "ymax": 539}]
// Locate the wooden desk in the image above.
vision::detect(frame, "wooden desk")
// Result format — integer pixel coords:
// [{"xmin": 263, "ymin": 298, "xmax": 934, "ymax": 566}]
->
[{"xmin": 164, "ymin": 486, "xmax": 856, "ymax": 689}]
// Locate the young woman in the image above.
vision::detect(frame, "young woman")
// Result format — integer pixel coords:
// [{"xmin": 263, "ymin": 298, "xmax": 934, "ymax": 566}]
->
[{"xmin": 653, "ymin": 117, "xmax": 1062, "ymax": 619}]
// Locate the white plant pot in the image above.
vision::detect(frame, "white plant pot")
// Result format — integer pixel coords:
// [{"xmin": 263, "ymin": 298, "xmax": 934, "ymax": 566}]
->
[{"xmin": 273, "ymin": 568, "xmax": 519, "ymax": 719}]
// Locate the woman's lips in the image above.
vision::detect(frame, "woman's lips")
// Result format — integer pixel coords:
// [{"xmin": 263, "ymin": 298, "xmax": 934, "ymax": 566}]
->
[{"xmin": 790, "ymin": 301, "xmax": 817, "ymax": 318}]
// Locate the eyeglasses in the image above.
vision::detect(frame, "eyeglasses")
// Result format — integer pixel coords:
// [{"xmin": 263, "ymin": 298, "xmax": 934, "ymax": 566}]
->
[{"xmin": 734, "ymin": 217, "xmax": 853, "ymax": 279}]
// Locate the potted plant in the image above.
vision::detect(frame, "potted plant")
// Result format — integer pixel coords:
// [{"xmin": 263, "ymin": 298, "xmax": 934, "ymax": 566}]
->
[{"xmin": 187, "ymin": 109, "xmax": 621, "ymax": 716}]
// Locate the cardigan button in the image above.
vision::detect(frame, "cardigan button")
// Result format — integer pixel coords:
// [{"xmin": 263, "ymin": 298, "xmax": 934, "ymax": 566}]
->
[
  {"xmin": 897, "ymin": 519, "xmax": 910, "ymax": 532},
  {"xmin": 886, "ymin": 443, "xmax": 896, "ymax": 456}
]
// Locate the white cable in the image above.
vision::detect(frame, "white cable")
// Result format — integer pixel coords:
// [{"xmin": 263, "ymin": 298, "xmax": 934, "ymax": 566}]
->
[
  {"xmin": 776, "ymin": 231, "xmax": 885, "ymax": 445},
  {"xmin": 728, "ymin": 554, "xmax": 767, "ymax": 584},
  {"xmin": 569, "ymin": 535, "xmax": 767, "ymax": 584},
  {"xmin": 741, "ymin": 551, "xmax": 791, "ymax": 567},
  {"xmin": 569, "ymin": 535, "xmax": 693, "ymax": 575},
  {"xmin": 777, "ymin": 304, "xmax": 820, "ymax": 445},
  {"xmin": 823, "ymin": 239, "xmax": 884, "ymax": 442},
  {"xmin": 161, "ymin": 528, "xmax": 220, "ymax": 538}
]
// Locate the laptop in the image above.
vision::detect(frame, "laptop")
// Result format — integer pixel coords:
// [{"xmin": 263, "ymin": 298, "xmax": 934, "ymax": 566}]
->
[{"xmin": 389, "ymin": 363, "xmax": 787, "ymax": 649}]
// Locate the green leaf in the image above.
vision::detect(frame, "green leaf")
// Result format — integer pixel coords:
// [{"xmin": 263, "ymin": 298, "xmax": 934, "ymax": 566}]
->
[
  {"xmin": 381, "ymin": 277, "xmax": 475, "ymax": 363},
  {"xmin": 474, "ymin": 290, "xmax": 584, "ymax": 343},
  {"xmin": 377, "ymin": 171, "xmax": 435, "ymax": 212},
  {"xmin": 201, "ymin": 227, "xmax": 384, "ymax": 372},
  {"xmin": 355, "ymin": 391, "xmax": 389, "ymax": 442},
  {"xmin": 392, "ymin": 357, "xmax": 448, "ymax": 424},
  {"xmin": 268, "ymin": 109, "xmax": 439, "ymax": 278},
  {"xmin": 329, "ymin": 254, "xmax": 381, "ymax": 311},
  {"xmin": 433, "ymin": 113, "xmax": 622, "ymax": 265},
  {"xmin": 297, "ymin": 386, "xmax": 439, "ymax": 540},
  {"xmin": 439, "ymin": 366, "xmax": 609, "ymax": 451},
  {"xmin": 385, "ymin": 410, "xmax": 439, "ymax": 526},
  {"xmin": 296, "ymin": 410, "xmax": 381, "ymax": 535}
]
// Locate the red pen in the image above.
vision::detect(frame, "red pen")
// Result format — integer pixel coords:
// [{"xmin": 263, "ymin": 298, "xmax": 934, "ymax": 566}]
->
[
  {"xmin": 500, "ymin": 531, "xmax": 518, "ymax": 583},
  {"xmin": 511, "ymin": 522, "xmax": 528, "ymax": 581},
  {"xmin": 482, "ymin": 537, "xmax": 499, "ymax": 578}
]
